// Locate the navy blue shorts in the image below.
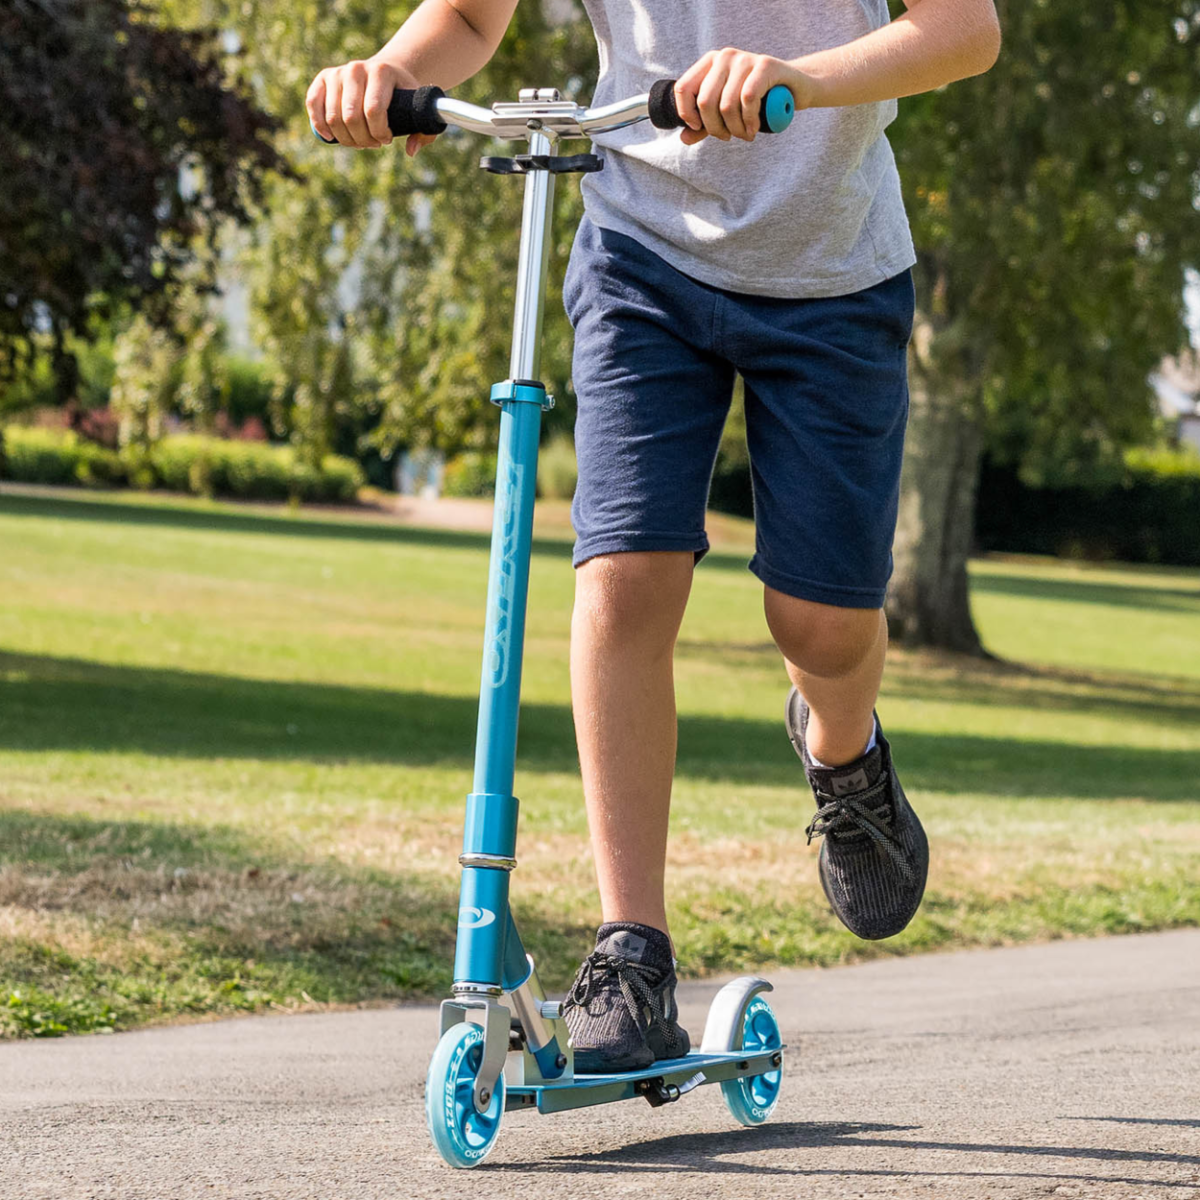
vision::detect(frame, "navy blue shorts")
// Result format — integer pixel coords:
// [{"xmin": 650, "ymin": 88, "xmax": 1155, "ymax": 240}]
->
[{"xmin": 562, "ymin": 215, "xmax": 915, "ymax": 610}]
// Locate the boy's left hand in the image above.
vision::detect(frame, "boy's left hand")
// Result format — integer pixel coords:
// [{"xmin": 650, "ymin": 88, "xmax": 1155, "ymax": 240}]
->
[{"xmin": 674, "ymin": 49, "xmax": 819, "ymax": 143}]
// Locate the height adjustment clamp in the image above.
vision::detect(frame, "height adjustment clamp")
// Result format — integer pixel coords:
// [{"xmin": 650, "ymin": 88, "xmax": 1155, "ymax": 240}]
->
[{"xmin": 490, "ymin": 379, "xmax": 554, "ymax": 410}]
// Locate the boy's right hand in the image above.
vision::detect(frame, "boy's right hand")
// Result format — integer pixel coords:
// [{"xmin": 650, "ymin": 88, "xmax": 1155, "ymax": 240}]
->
[{"xmin": 306, "ymin": 59, "xmax": 439, "ymax": 155}]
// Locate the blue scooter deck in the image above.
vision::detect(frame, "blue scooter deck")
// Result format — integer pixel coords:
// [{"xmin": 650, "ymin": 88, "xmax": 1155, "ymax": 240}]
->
[{"xmin": 505, "ymin": 1046, "xmax": 785, "ymax": 1114}]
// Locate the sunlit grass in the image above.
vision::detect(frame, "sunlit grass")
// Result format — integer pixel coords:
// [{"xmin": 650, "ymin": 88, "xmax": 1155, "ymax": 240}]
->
[{"xmin": 1, "ymin": 485, "xmax": 1197, "ymax": 1036}]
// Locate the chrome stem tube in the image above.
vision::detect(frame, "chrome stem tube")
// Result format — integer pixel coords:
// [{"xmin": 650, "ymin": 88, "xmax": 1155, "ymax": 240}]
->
[{"xmin": 508, "ymin": 128, "xmax": 558, "ymax": 380}]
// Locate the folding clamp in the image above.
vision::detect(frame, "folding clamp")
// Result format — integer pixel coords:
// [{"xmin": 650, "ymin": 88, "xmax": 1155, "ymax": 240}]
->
[{"xmin": 490, "ymin": 379, "xmax": 554, "ymax": 410}]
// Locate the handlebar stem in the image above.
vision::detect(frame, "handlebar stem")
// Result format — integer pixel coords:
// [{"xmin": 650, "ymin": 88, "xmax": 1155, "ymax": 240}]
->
[
  {"xmin": 431, "ymin": 93, "xmax": 654, "ymax": 142},
  {"xmin": 508, "ymin": 127, "xmax": 559, "ymax": 379}
]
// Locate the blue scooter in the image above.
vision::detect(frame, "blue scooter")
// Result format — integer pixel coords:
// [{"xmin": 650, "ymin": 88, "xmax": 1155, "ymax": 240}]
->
[{"xmin": 320, "ymin": 78, "xmax": 796, "ymax": 1168}]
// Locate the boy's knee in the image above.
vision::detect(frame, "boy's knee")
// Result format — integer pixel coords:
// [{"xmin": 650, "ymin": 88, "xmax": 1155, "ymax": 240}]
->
[
  {"xmin": 574, "ymin": 551, "xmax": 693, "ymax": 646},
  {"xmin": 763, "ymin": 587, "xmax": 882, "ymax": 678}
]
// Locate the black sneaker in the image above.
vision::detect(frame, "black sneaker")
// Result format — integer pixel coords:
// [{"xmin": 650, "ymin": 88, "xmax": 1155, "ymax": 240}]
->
[
  {"xmin": 786, "ymin": 687, "xmax": 928, "ymax": 940},
  {"xmin": 562, "ymin": 922, "xmax": 691, "ymax": 1074}
]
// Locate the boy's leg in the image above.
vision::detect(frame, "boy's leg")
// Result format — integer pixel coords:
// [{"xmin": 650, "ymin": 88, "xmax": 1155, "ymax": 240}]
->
[
  {"xmin": 570, "ymin": 550, "xmax": 694, "ymax": 938},
  {"xmin": 562, "ymin": 550, "xmax": 697, "ymax": 1072},
  {"xmin": 733, "ymin": 267, "xmax": 927, "ymax": 939},
  {"xmin": 764, "ymin": 596, "xmax": 886, "ymax": 767}
]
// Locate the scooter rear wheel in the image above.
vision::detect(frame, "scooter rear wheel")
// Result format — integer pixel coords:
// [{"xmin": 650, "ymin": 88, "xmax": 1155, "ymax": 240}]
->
[
  {"xmin": 425, "ymin": 1022, "xmax": 506, "ymax": 1167},
  {"xmin": 720, "ymin": 995, "xmax": 783, "ymax": 1126}
]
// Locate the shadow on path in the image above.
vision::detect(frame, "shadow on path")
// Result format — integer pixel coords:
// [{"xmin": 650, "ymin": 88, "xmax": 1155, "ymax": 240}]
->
[{"xmin": 490, "ymin": 1120, "xmax": 1199, "ymax": 1183}]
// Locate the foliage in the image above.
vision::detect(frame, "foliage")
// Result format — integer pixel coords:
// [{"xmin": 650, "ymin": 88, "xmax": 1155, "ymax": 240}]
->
[
  {"xmin": 442, "ymin": 450, "xmax": 498, "ymax": 498},
  {"xmin": 891, "ymin": 0, "xmax": 1200, "ymax": 473},
  {"xmin": 0, "ymin": 426, "xmax": 126, "ymax": 488},
  {"xmin": 109, "ymin": 317, "xmax": 186, "ymax": 448},
  {"xmin": 977, "ymin": 443, "xmax": 1200, "ymax": 566},
  {"xmin": 885, "ymin": 0, "xmax": 1200, "ymax": 649},
  {"xmin": 0, "ymin": 321, "xmax": 121, "ymax": 418},
  {"xmin": 155, "ymin": 0, "xmax": 596, "ymax": 465},
  {"xmin": 536, "ymin": 433, "xmax": 578, "ymax": 500},
  {"xmin": 148, "ymin": 434, "xmax": 364, "ymax": 501},
  {"xmin": 109, "ymin": 269, "xmax": 242, "ymax": 447},
  {"xmin": 0, "ymin": 427, "xmax": 363, "ymax": 502},
  {"xmin": 709, "ymin": 379, "xmax": 753, "ymax": 517},
  {"xmin": 0, "ymin": 0, "xmax": 286, "ymax": 393},
  {"xmin": 225, "ymin": 356, "xmax": 277, "ymax": 431}
]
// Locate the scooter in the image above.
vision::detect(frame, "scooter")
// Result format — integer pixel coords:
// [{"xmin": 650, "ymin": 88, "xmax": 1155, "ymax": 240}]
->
[{"xmin": 318, "ymin": 78, "xmax": 796, "ymax": 1168}]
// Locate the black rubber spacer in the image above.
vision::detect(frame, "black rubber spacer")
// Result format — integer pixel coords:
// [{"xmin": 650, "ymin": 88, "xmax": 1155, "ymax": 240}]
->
[{"xmin": 386, "ymin": 86, "xmax": 447, "ymax": 137}]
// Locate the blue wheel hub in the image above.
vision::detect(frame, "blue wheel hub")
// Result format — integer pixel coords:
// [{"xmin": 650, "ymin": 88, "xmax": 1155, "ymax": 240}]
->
[
  {"xmin": 720, "ymin": 996, "xmax": 783, "ymax": 1125},
  {"xmin": 426, "ymin": 1022, "xmax": 506, "ymax": 1167}
]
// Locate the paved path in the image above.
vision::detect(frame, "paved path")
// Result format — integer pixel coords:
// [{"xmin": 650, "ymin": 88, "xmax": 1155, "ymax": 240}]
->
[{"xmin": 3, "ymin": 930, "xmax": 1198, "ymax": 1200}]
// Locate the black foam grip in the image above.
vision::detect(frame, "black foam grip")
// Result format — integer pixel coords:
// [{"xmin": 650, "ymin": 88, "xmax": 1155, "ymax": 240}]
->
[
  {"xmin": 648, "ymin": 79, "xmax": 682, "ymax": 130},
  {"xmin": 387, "ymin": 86, "xmax": 447, "ymax": 136},
  {"xmin": 647, "ymin": 78, "xmax": 781, "ymax": 134}
]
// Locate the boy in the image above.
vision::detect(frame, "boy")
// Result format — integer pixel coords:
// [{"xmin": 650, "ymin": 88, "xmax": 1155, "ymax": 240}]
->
[{"xmin": 308, "ymin": 0, "xmax": 1001, "ymax": 1074}]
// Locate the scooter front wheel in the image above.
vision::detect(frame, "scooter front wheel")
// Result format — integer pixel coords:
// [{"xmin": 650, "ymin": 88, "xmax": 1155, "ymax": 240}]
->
[
  {"xmin": 720, "ymin": 995, "xmax": 783, "ymax": 1126},
  {"xmin": 425, "ymin": 1022, "xmax": 506, "ymax": 1167}
]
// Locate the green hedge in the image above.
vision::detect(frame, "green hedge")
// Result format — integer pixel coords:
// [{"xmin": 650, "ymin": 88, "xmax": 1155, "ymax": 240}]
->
[
  {"xmin": 442, "ymin": 451, "xmax": 498, "ymax": 498},
  {"xmin": 0, "ymin": 426, "xmax": 126, "ymax": 488},
  {"xmin": 977, "ymin": 447, "xmax": 1200, "ymax": 567},
  {"xmin": 0, "ymin": 427, "xmax": 364, "ymax": 505},
  {"xmin": 442, "ymin": 436, "xmax": 579, "ymax": 501}
]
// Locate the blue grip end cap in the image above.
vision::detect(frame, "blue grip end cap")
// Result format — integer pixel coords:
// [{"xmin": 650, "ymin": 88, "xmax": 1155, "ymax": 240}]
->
[{"xmin": 763, "ymin": 86, "xmax": 795, "ymax": 134}]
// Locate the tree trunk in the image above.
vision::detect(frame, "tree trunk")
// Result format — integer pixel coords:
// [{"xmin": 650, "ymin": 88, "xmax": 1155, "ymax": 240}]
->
[{"xmin": 886, "ymin": 309, "xmax": 988, "ymax": 655}]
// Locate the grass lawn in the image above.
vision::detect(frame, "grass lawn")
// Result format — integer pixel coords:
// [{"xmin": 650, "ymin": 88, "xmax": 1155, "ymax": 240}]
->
[{"xmin": 1, "ymin": 485, "xmax": 1197, "ymax": 1037}]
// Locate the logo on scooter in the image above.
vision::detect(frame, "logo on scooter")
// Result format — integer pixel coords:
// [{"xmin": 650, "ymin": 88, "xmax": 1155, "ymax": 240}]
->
[
  {"xmin": 458, "ymin": 906, "xmax": 496, "ymax": 929},
  {"xmin": 487, "ymin": 460, "xmax": 524, "ymax": 689}
]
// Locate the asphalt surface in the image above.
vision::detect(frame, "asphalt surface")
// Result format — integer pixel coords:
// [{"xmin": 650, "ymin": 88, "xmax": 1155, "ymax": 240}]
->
[{"xmin": 3, "ymin": 929, "xmax": 1198, "ymax": 1200}]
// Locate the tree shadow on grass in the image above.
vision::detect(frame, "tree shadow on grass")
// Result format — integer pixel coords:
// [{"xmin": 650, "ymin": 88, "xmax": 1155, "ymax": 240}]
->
[
  {"xmin": 0, "ymin": 808, "xmax": 590, "ymax": 1036},
  {"xmin": 882, "ymin": 658, "xmax": 1200, "ymax": 726},
  {"xmin": 970, "ymin": 569, "xmax": 1200, "ymax": 615},
  {"xmin": 2, "ymin": 651, "xmax": 1198, "ymax": 802}
]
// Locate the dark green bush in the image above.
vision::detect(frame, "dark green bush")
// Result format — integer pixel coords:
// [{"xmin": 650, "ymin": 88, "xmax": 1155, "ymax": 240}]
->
[
  {"xmin": 977, "ymin": 447, "xmax": 1200, "ymax": 566},
  {"xmin": 1, "ymin": 427, "xmax": 364, "ymax": 505}
]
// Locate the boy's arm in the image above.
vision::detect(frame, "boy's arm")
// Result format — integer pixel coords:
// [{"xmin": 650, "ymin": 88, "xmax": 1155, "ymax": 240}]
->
[
  {"xmin": 307, "ymin": 0, "xmax": 518, "ymax": 152},
  {"xmin": 674, "ymin": 0, "xmax": 1002, "ymax": 144}
]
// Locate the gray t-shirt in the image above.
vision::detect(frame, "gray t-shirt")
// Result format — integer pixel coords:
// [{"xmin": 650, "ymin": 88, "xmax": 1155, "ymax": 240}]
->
[{"xmin": 578, "ymin": 0, "xmax": 916, "ymax": 299}]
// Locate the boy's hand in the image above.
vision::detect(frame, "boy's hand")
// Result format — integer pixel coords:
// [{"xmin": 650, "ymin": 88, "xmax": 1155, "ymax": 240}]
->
[
  {"xmin": 306, "ymin": 58, "xmax": 439, "ymax": 156},
  {"xmin": 674, "ymin": 49, "xmax": 819, "ymax": 144}
]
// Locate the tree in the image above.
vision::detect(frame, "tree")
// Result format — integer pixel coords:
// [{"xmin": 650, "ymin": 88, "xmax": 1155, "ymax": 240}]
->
[
  {"xmin": 155, "ymin": 0, "xmax": 596, "ymax": 465},
  {"xmin": 0, "ymin": 0, "xmax": 285, "ymax": 396},
  {"xmin": 886, "ymin": 0, "xmax": 1200, "ymax": 652}
]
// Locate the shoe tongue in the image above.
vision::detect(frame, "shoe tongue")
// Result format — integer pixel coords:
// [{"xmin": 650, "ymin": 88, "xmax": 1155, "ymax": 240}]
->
[
  {"xmin": 808, "ymin": 743, "xmax": 885, "ymax": 799},
  {"xmin": 595, "ymin": 922, "xmax": 672, "ymax": 969}
]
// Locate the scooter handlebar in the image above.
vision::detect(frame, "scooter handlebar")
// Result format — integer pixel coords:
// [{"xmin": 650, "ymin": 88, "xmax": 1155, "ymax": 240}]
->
[
  {"xmin": 313, "ymin": 81, "xmax": 796, "ymax": 144},
  {"xmin": 647, "ymin": 79, "xmax": 795, "ymax": 134},
  {"xmin": 312, "ymin": 85, "xmax": 449, "ymax": 144},
  {"xmin": 386, "ymin": 85, "xmax": 449, "ymax": 136}
]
